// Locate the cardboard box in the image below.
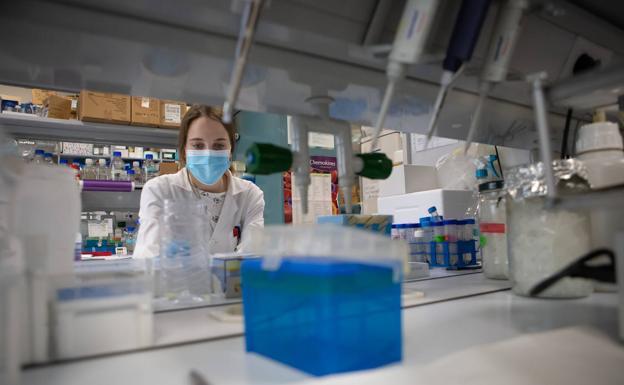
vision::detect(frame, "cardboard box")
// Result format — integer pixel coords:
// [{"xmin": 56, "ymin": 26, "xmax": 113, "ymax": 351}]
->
[
  {"xmin": 32, "ymin": 89, "xmax": 57, "ymax": 105},
  {"xmin": 78, "ymin": 90, "xmax": 131, "ymax": 124},
  {"xmin": 159, "ymin": 162, "xmax": 179, "ymax": 175},
  {"xmin": 379, "ymin": 165, "xmax": 439, "ymax": 197},
  {"xmin": 131, "ymin": 96, "xmax": 160, "ymax": 127},
  {"xmin": 45, "ymin": 95, "xmax": 72, "ymax": 120},
  {"xmin": 159, "ymin": 100, "xmax": 186, "ymax": 129}
]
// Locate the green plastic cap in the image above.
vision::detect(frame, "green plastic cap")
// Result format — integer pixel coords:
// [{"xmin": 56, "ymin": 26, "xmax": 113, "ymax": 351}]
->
[
  {"xmin": 356, "ymin": 153, "xmax": 392, "ymax": 180},
  {"xmin": 245, "ymin": 143, "xmax": 293, "ymax": 175}
]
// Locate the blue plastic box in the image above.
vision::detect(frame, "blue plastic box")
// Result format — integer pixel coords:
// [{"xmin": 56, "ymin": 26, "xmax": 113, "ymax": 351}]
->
[{"xmin": 242, "ymin": 257, "xmax": 402, "ymax": 376}]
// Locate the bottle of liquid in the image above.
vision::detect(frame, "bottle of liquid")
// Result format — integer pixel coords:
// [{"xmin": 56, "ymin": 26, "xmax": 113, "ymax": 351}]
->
[
  {"xmin": 83, "ymin": 158, "xmax": 97, "ymax": 180},
  {"xmin": 132, "ymin": 161, "xmax": 143, "ymax": 183},
  {"xmin": 33, "ymin": 149, "xmax": 45, "ymax": 164},
  {"xmin": 44, "ymin": 152, "xmax": 54, "ymax": 164},
  {"xmin": 96, "ymin": 158, "xmax": 109, "ymax": 180},
  {"xmin": 59, "ymin": 159, "xmax": 69, "ymax": 167},
  {"xmin": 127, "ymin": 169, "xmax": 138, "ymax": 183},
  {"xmin": 111, "ymin": 151, "xmax": 126, "ymax": 181},
  {"xmin": 124, "ymin": 226, "xmax": 137, "ymax": 254},
  {"xmin": 143, "ymin": 154, "xmax": 159, "ymax": 182},
  {"xmin": 428, "ymin": 206, "xmax": 442, "ymax": 223}
]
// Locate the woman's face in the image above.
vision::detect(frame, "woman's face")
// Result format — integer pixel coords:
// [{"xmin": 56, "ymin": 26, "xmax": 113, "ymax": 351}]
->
[{"xmin": 185, "ymin": 116, "xmax": 231, "ymax": 153}]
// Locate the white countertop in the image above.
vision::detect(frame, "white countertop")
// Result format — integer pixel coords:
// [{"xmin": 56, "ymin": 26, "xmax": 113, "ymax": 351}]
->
[{"xmin": 22, "ymin": 273, "xmax": 620, "ymax": 385}]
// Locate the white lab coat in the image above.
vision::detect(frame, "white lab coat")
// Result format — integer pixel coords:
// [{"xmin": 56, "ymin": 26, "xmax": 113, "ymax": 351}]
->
[{"xmin": 134, "ymin": 168, "xmax": 264, "ymax": 258}]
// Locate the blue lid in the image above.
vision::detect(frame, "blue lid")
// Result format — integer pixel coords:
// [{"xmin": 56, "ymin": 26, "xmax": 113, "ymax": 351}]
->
[
  {"xmin": 488, "ymin": 154, "xmax": 498, "ymax": 161},
  {"xmin": 145, "ymin": 154, "xmax": 154, "ymax": 160},
  {"xmin": 126, "ymin": 226, "xmax": 136, "ymax": 232},
  {"xmin": 427, "ymin": 206, "xmax": 437, "ymax": 214},
  {"xmin": 44, "ymin": 152, "xmax": 53, "ymax": 157},
  {"xmin": 35, "ymin": 149, "xmax": 44, "ymax": 155},
  {"xmin": 476, "ymin": 168, "xmax": 488, "ymax": 179},
  {"xmin": 442, "ymin": 219, "xmax": 457, "ymax": 225},
  {"xmin": 464, "ymin": 219, "xmax": 476, "ymax": 224},
  {"xmin": 72, "ymin": 158, "xmax": 80, "ymax": 164},
  {"xmin": 113, "ymin": 151, "xmax": 122, "ymax": 157},
  {"xmin": 127, "ymin": 169, "xmax": 135, "ymax": 175},
  {"xmin": 59, "ymin": 159, "xmax": 68, "ymax": 164}
]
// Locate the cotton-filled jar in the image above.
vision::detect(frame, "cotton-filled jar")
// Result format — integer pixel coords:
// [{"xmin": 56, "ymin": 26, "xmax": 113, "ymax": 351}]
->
[
  {"xmin": 505, "ymin": 160, "xmax": 593, "ymax": 298},
  {"xmin": 478, "ymin": 180, "xmax": 508, "ymax": 280}
]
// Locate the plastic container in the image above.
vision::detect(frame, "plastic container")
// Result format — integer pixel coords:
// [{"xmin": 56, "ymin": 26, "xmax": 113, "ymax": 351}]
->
[
  {"xmin": 478, "ymin": 181, "xmax": 508, "ymax": 280},
  {"xmin": 33, "ymin": 149, "xmax": 45, "ymax": 164},
  {"xmin": 111, "ymin": 151, "xmax": 126, "ymax": 181},
  {"xmin": 506, "ymin": 160, "xmax": 593, "ymax": 298},
  {"xmin": 82, "ymin": 158, "xmax": 97, "ymax": 180},
  {"xmin": 156, "ymin": 200, "xmax": 212, "ymax": 305},
  {"xmin": 44, "ymin": 152, "xmax": 54, "ymax": 164},
  {"xmin": 97, "ymin": 158, "xmax": 109, "ymax": 180},
  {"xmin": 242, "ymin": 225, "xmax": 405, "ymax": 376},
  {"xmin": 411, "ymin": 227, "xmax": 426, "ymax": 263},
  {"xmin": 124, "ymin": 226, "xmax": 137, "ymax": 253},
  {"xmin": 132, "ymin": 161, "xmax": 143, "ymax": 183},
  {"xmin": 144, "ymin": 154, "xmax": 159, "ymax": 182},
  {"xmin": 428, "ymin": 206, "xmax": 442, "ymax": 222}
]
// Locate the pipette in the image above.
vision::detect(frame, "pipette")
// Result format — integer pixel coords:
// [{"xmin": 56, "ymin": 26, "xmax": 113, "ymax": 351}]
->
[
  {"xmin": 464, "ymin": 0, "xmax": 529, "ymax": 153},
  {"xmin": 425, "ymin": 0, "xmax": 492, "ymax": 144},
  {"xmin": 370, "ymin": 0, "xmax": 442, "ymax": 151}
]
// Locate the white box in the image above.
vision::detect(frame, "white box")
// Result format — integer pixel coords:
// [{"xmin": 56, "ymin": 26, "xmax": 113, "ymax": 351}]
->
[
  {"xmin": 379, "ymin": 165, "xmax": 439, "ymax": 197},
  {"xmin": 377, "ymin": 189, "xmax": 474, "ymax": 224}
]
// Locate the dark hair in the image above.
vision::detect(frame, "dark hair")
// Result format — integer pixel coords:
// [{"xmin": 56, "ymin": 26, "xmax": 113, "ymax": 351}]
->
[{"xmin": 178, "ymin": 105, "xmax": 237, "ymax": 166}]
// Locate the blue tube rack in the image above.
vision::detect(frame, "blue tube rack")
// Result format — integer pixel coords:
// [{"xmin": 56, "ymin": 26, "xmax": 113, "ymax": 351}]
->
[{"xmin": 427, "ymin": 240, "xmax": 479, "ymax": 269}]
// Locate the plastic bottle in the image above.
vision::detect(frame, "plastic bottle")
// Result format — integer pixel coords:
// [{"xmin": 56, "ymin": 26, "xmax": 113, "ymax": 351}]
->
[
  {"xmin": 33, "ymin": 149, "xmax": 45, "ymax": 164},
  {"xmin": 478, "ymin": 180, "xmax": 508, "ymax": 280},
  {"xmin": 127, "ymin": 169, "xmax": 139, "ymax": 184},
  {"xmin": 428, "ymin": 206, "xmax": 442, "ymax": 223},
  {"xmin": 124, "ymin": 226, "xmax": 137, "ymax": 253},
  {"xmin": 96, "ymin": 158, "xmax": 109, "ymax": 180},
  {"xmin": 83, "ymin": 158, "xmax": 97, "ymax": 180},
  {"xmin": 143, "ymin": 154, "xmax": 159, "ymax": 182},
  {"xmin": 132, "ymin": 161, "xmax": 143, "ymax": 183},
  {"xmin": 44, "ymin": 152, "xmax": 54, "ymax": 164},
  {"xmin": 111, "ymin": 151, "xmax": 126, "ymax": 181}
]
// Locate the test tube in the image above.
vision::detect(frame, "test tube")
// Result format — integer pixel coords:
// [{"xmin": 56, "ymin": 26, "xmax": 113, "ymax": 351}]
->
[
  {"xmin": 420, "ymin": 220, "xmax": 433, "ymax": 264},
  {"xmin": 432, "ymin": 222, "xmax": 445, "ymax": 264}
]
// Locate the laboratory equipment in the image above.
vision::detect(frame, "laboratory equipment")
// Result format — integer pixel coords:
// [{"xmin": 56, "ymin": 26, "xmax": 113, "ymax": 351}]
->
[
  {"xmin": 111, "ymin": 151, "xmax": 126, "ymax": 181},
  {"xmin": 210, "ymin": 253, "xmax": 254, "ymax": 299},
  {"xmin": 316, "ymin": 214, "xmax": 393, "ymax": 236},
  {"xmin": 575, "ymin": 121, "xmax": 624, "ymax": 251},
  {"xmin": 378, "ymin": 189, "xmax": 473, "ymax": 225},
  {"xmin": 33, "ymin": 149, "xmax": 44, "ymax": 164},
  {"xmin": 96, "ymin": 158, "xmax": 109, "ymax": 180},
  {"xmin": 44, "ymin": 152, "xmax": 54, "ymax": 164},
  {"xmin": 82, "ymin": 158, "xmax": 97, "ymax": 180},
  {"xmin": 51, "ymin": 273, "xmax": 153, "ymax": 359},
  {"xmin": 429, "ymin": 206, "xmax": 442, "ymax": 223},
  {"xmin": 127, "ymin": 169, "xmax": 138, "ymax": 183},
  {"xmin": 222, "ymin": 0, "xmax": 265, "ymax": 123},
  {"xmin": 132, "ymin": 161, "xmax": 143, "ymax": 183},
  {"xmin": 425, "ymin": 0, "xmax": 491, "ymax": 141},
  {"xmin": 143, "ymin": 154, "xmax": 159, "ymax": 182},
  {"xmin": 478, "ymin": 180, "xmax": 508, "ymax": 280},
  {"xmin": 464, "ymin": 0, "xmax": 529, "ymax": 152},
  {"xmin": 370, "ymin": 0, "xmax": 444, "ymax": 150},
  {"xmin": 506, "ymin": 160, "xmax": 593, "ymax": 298},
  {"xmin": 246, "ymin": 102, "xmax": 392, "ymax": 214},
  {"xmin": 123, "ymin": 226, "xmax": 137, "ymax": 253},
  {"xmin": 157, "ymin": 200, "xmax": 212, "ymax": 305},
  {"xmin": 242, "ymin": 225, "xmax": 406, "ymax": 376},
  {"xmin": 80, "ymin": 180, "xmax": 135, "ymax": 192}
]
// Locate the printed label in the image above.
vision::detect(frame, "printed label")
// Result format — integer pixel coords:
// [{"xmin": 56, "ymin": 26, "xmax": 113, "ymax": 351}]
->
[
  {"xmin": 165, "ymin": 104, "xmax": 181, "ymax": 123},
  {"xmin": 71, "ymin": 99, "xmax": 78, "ymax": 109},
  {"xmin": 480, "ymin": 222, "xmax": 506, "ymax": 234},
  {"xmin": 141, "ymin": 97, "xmax": 150, "ymax": 108}
]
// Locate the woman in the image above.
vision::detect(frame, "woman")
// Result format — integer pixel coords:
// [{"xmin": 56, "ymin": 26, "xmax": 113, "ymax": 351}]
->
[{"xmin": 134, "ymin": 105, "xmax": 264, "ymax": 258}]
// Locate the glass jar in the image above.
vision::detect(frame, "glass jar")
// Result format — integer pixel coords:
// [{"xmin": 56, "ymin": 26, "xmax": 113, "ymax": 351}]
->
[
  {"xmin": 478, "ymin": 181, "xmax": 509, "ymax": 280},
  {"xmin": 505, "ymin": 160, "xmax": 593, "ymax": 298},
  {"xmin": 157, "ymin": 200, "xmax": 212, "ymax": 305}
]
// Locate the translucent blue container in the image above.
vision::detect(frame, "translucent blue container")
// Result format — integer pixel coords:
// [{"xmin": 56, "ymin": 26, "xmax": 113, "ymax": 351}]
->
[{"xmin": 242, "ymin": 256, "xmax": 402, "ymax": 376}]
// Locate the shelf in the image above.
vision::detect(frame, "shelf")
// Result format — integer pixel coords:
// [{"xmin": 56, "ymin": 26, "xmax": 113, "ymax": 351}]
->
[
  {"xmin": 1, "ymin": 114, "xmax": 179, "ymax": 148},
  {"xmin": 81, "ymin": 190, "xmax": 141, "ymax": 211},
  {"xmin": 59, "ymin": 153, "xmax": 163, "ymax": 162}
]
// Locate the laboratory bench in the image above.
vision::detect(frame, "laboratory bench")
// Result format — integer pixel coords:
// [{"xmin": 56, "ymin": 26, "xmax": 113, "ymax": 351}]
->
[{"xmin": 21, "ymin": 271, "xmax": 622, "ymax": 385}]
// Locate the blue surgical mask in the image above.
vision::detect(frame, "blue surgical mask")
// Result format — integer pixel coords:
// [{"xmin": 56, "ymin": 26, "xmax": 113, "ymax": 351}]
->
[{"xmin": 186, "ymin": 149, "xmax": 231, "ymax": 186}]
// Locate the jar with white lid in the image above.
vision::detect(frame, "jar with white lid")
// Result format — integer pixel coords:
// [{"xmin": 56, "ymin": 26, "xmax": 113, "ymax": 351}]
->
[{"xmin": 505, "ymin": 160, "xmax": 593, "ymax": 298}]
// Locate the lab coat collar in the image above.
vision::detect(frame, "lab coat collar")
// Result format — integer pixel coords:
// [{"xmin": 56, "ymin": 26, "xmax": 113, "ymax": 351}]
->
[{"xmin": 172, "ymin": 168, "xmax": 246, "ymax": 196}]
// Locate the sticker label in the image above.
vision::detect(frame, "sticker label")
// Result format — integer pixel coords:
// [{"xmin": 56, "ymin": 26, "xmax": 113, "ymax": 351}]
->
[
  {"xmin": 141, "ymin": 97, "xmax": 150, "ymax": 108},
  {"xmin": 164, "ymin": 104, "xmax": 181, "ymax": 123},
  {"xmin": 71, "ymin": 99, "xmax": 78, "ymax": 109},
  {"xmin": 480, "ymin": 223, "xmax": 506, "ymax": 234}
]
